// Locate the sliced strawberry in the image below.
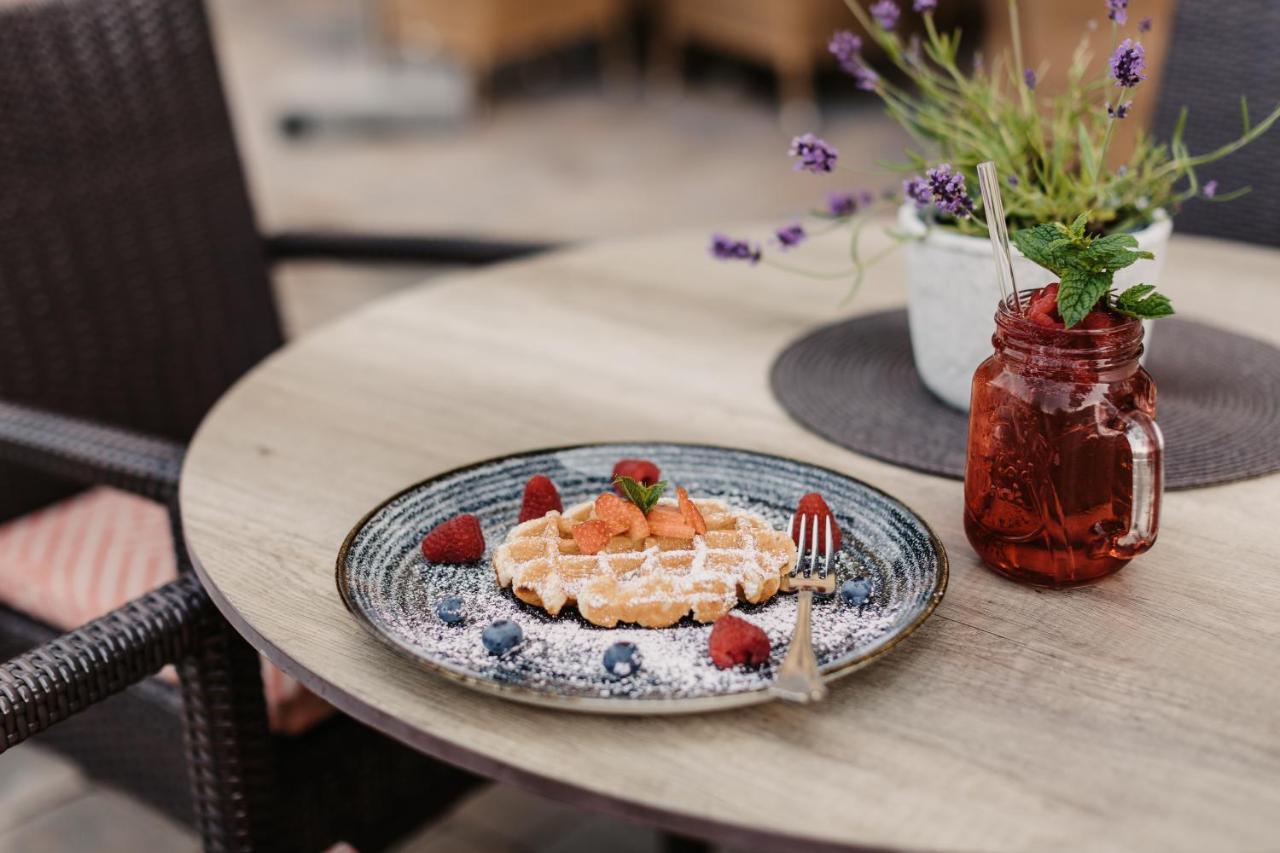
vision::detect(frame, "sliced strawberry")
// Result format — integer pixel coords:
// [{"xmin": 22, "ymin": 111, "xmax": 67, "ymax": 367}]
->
[
  {"xmin": 646, "ymin": 505, "xmax": 695, "ymax": 539},
  {"xmin": 676, "ymin": 486, "xmax": 707, "ymax": 535},
  {"xmin": 422, "ymin": 514, "xmax": 485, "ymax": 563},
  {"xmin": 518, "ymin": 475, "xmax": 563, "ymax": 523},
  {"xmin": 612, "ymin": 459, "xmax": 660, "ymax": 493},
  {"xmin": 794, "ymin": 493, "xmax": 842, "ymax": 552},
  {"xmin": 572, "ymin": 519, "xmax": 612, "ymax": 555},
  {"xmin": 595, "ymin": 493, "xmax": 650, "ymax": 540}
]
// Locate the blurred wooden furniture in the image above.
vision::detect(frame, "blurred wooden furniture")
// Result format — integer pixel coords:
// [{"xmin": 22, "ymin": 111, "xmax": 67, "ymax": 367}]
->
[
  {"xmin": 180, "ymin": 223, "xmax": 1280, "ymax": 852},
  {"xmin": 1153, "ymin": 0, "xmax": 1280, "ymax": 246},
  {"xmin": 0, "ymin": 0, "xmax": 549, "ymax": 849},
  {"xmin": 381, "ymin": 0, "xmax": 633, "ymax": 92},
  {"xmin": 650, "ymin": 0, "xmax": 852, "ymax": 118},
  {"xmin": 983, "ymin": 0, "xmax": 1177, "ymax": 166}
]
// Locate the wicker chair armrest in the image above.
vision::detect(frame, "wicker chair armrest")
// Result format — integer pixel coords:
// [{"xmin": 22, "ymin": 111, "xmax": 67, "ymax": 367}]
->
[
  {"xmin": 263, "ymin": 230, "xmax": 558, "ymax": 266},
  {"xmin": 0, "ymin": 401, "xmax": 185, "ymax": 502},
  {"xmin": 0, "ymin": 574, "xmax": 210, "ymax": 753}
]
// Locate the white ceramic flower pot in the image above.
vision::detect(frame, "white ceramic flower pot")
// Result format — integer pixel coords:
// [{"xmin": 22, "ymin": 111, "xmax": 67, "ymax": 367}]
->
[{"xmin": 898, "ymin": 204, "xmax": 1173, "ymax": 410}]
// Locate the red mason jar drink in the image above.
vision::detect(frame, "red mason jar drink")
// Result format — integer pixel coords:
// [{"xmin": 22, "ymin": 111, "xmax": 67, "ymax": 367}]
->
[{"xmin": 963, "ymin": 298, "xmax": 1164, "ymax": 586}]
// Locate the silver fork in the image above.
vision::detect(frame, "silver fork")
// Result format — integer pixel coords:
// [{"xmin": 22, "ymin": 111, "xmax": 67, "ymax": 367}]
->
[{"xmin": 770, "ymin": 514, "xmax": 836, "ymax": 703}]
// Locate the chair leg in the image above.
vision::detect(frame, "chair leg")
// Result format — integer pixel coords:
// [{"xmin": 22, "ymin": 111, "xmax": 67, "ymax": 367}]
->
[{"xmin": 178, "ymin": 610, "xmax": 278, "ymax": 852}]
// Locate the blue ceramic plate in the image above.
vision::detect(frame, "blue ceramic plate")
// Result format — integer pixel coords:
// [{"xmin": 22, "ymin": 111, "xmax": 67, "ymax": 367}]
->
[{"xmin": 337, "ymin": 443, "xmax": 947, "ymax": 713}]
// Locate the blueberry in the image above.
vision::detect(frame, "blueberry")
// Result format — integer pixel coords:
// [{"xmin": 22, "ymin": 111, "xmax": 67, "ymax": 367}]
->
[
  {"xmin": 839, "ymin": 577, "xmax": 872, "ymax": 607},
  {"xmin": 435, "ymin": 596, "xmax": 464, "ymax": 624},
  {"xmin": 602, "ymin": 641, "xmax": 642, "ymax": 678},
  {"xmin": 482, "ymin": 619, "xmax": 523, "ymax": 655}
]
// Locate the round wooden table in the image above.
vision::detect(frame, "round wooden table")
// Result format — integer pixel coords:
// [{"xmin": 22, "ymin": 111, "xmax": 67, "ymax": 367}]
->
[{"xmin": 181, "ymin": 224, "xmax": 1280, "ymax": 852}]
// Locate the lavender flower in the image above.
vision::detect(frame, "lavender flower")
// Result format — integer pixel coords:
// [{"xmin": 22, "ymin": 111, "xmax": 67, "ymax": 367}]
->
[
  {"xmin": 1108, "ymin": 100, "xmax": 1133, "ymax": 119},
  {"xmin": 913, "ymin": 0, "xmax": 937, "ymax": 12},
  {"xmin": 774, "ymin": 224, "xmax": 807, "ymax": 249},
  {"xmin": 926, "ymin": 164, "xmax": 975, "ymax": 217},
  {"xmin": 1138, "ymin": 16, "xmax": 1153, "ymax": 32},
  {"xmin": 903, "ymin": 175, "xmax": 932, "ymax": 208},
  {"xmin": 1110, "ymin": 39, "xmax": 1147, "ymax": 88},
  {"xmin": 852, "ymin": 63, "xmax": 880, "ymax": 91},
  {"xmin": 1007, "ymin": 174, "xmax": 1020, "ymax": 187},
  {"xmin": 828, "ymin": 188, "xmax": 877, "ymax": 216},
  {"xmin": 709, "ymin": 234, "xmax": 761, "ymax": 264},
  {"xmin": 827, "ymin": 192, "xmax": 857, "ymax": 216},
  {"xmin": 1203, "ymin": 180, "xmax": 1219, "ymax": 198},
  {"xmin": 870, "ymin": 0, "xmax": 900, "ymax": 30},
  {"xmin": 789, "ymin": 133, "xmax": 838, "ymax": 173},
  {"xmin": 1023, "ymin": 69, "xmax": 1037, "ymax": 90},
  {"xmin": 1107, "ymin": 0, "xmax": 1128, "ymax": 25},
  {"xmin": 828, "ymin": 30, "xmax": 863, "ymax": 71}
]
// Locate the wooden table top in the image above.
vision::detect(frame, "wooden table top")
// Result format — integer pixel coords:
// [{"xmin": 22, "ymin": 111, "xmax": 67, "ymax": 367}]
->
[{"xmin": 181, "ymin": 223, "xmax": 1280, "ymax": 852}]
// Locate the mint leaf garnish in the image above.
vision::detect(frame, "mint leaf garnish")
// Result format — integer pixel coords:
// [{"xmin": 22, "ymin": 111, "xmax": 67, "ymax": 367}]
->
[
  {"xmin": 613, "ymin": 476, "xmax": 667, "ymax": 514},
  {"xmin": 1011, "ymin": 213, "xmax": 1172, "ymax": 328},
  {"xmin": 1058, "ymin": 268, "xmax": 1112, "ymax": 329},
  {"xmin": 1113, "ymin": 284, "xmax": 1175, "ymax": 319}
]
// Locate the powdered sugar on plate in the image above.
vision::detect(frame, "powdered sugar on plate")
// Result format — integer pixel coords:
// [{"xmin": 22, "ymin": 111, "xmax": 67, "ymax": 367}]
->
[{"xmin": 339, "ymin": 444, "xmax": 946, "ymax": 709}]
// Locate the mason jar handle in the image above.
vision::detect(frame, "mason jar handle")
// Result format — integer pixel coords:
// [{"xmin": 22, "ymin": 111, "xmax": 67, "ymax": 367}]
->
[{"xmin": 1111, "ymin": 409, "xmax": 1164, "ymax": 558}]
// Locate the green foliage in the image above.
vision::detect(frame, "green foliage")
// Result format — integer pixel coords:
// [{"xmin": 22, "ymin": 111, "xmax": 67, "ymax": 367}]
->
[
  {"xmin": 613, "ymin": 476, "xmax": 667, "ymax": 514},
  {"xmin": 1010, "ymin": 214, "xmax": 1172, "ymax": 327},
  {"xmin": 1114, "ymin": 284, "xmax": 1175, "ymax": 319},
  {"xmin": 840, "ymin": 0, "xmax": 1280, "ymax": 237}
]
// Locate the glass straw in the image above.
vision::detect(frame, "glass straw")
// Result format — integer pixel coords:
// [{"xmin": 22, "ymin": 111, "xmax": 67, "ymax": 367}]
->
[{"xmin": 976, "ymin": 161, "xmax": 1021, "ymax": 312}]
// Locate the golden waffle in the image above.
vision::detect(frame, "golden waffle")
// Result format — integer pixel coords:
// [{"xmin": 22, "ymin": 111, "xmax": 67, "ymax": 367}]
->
[{"xmin": 492, "ymin": 498, "xmax": 797, "ymax": 628}]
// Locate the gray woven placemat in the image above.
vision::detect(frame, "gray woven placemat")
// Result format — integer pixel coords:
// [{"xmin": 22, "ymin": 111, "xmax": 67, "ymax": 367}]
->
[{"xmin": 770, "ymin": 309, "xmax": 1280, "ymax": 490}]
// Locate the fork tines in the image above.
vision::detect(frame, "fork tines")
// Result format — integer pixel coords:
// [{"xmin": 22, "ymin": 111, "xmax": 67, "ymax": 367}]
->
[{"xmin": 784, "ymin": 513, "xmax": 836, "ymax": 593}]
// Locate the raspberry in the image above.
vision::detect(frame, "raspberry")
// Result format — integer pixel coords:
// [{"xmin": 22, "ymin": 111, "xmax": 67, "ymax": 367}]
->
[
  {"xmin": 794, "ymin": 492, "xmax": 842, "ymax": 552},
  {"xmin": 519, "ymin": 475, "xmax": 562, "ymax": 522},
  {"xmin": 708, "ymin": 614, "xmax": 771, "ymax": 668},
  {"xmin": 1025, "ymin": 283, "xmax": 1065, "ymax": 329},
  {"xmin": 421, "ymin": 514, "xmax": 485, "ymax": 563},
  {"xmin": 612, "ymin": 459, "xmax": 660, "ymax": 493},
  {"xmin": 1079, "ymin": 307, "xmax": 1121, "ymax": 329}
]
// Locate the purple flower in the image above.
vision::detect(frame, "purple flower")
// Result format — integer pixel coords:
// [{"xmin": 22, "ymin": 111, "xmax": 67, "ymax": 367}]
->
[
  {"xmin": 1107, "ymin": 0, "xmax": 1128, "ymax": 25},
  {"xmin": 709, "ymin": 233, "xmax": 761, "ymax": 264},
  {"xmin": 1203, "ymin": 180, "xmax": 1219, "ymax": 198},
  {"xmin": 913, "ymin": 0, "xmax": 937, "ymax": 11},
  {"xmin": 870, "ymin": 0, "xmax": 900, "ymax": 30},
  {"xmin": 828, "ymin": 189, "xmax": 876, "ymax": 216},
  {"xmin": 926, "ymin": 164, "xmax": 975, "ymax": 218},
  {"xmin": 1138, "ymin": 16, "xmax": 1153, "ymax": 32},
  {"xmin": 852, "ymin": 63, "xmax": 880, "ymax": 91},
  {"xmin": 827, "ymin": 192, "xmax": 857, "ymax": 216},
  {"xmin": 1110, "ymin": 39, "xmax": 1147, "ymax": 88},
  {"xmin": 789, "ymin": 133, "xmax": 838, "ymax": 173},
  {"xmin": 1023, "ymin": 68, "xmax": 1037, "ymax": 90},
  {"xmin": 1108, "ymin": 100, "xmax": 1133, "ymax": 119},
  {"xmin": 1007, "ymin": 174, "xmax": 1020, "ymax": 187},
  {"xmin": 828, "ymin": 30, "xmax": 863, "ymax": 71},
  {"xmin": 903, "ymin": 175, "xmax": 932, "ymax": 208},
  {"xmin": 774, "ymin": 224, "xmax": 807, "ymax": 249}
]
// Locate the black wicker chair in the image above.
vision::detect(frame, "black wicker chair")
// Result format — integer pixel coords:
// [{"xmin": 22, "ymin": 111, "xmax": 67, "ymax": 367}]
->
[
  {"xmin": 0, "ymin": 0, "xmax": 551, "ymax": 849},
  {"xmin": 1152, "ymin": 0, "xmax": 1280, "ymax": 246}
]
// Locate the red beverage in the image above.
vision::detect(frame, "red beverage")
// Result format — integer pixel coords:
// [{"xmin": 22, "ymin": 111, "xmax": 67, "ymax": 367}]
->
[{"xmin": 963, "ymin": 297, "xmax": 1163, "ymax": 586}]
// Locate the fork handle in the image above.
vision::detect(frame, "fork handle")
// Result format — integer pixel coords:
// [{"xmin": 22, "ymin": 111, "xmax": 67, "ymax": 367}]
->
[{"xmin": 771, "ymin": 589, "xmax": 828, "ymax": 703}]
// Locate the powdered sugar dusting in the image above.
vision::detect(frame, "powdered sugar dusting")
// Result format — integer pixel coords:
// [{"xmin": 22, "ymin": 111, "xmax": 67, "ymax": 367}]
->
[{"xmin": 340, "ymin": 444, "xmax": 945, "ymax": 707}]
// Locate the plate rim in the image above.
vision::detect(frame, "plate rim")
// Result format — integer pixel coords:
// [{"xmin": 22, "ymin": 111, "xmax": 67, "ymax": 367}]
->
[{"xmin": 335, "ymin": 441, "xmax": 949, "ymax": 714}]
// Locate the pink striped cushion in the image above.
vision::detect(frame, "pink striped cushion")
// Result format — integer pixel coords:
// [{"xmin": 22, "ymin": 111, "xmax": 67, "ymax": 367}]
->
[{"xmin": 0, "ymin": 487, "xmax": 332, "ymax": 735}]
